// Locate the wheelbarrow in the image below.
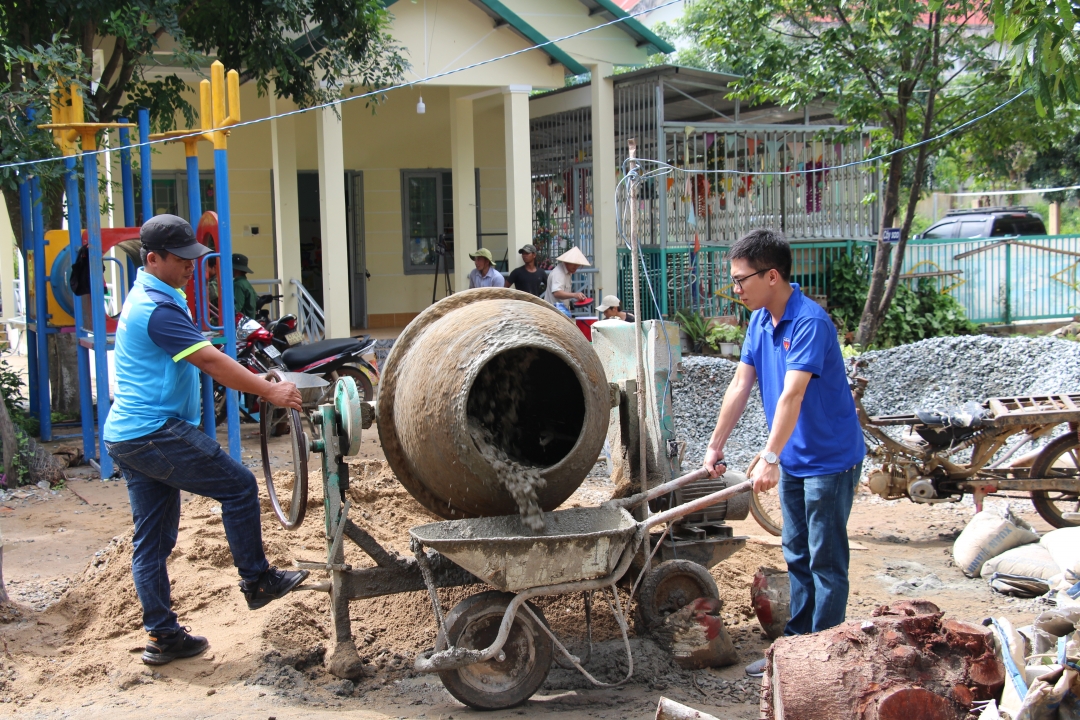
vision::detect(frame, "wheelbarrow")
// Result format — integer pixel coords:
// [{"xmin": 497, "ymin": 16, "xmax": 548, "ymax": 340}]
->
[{"xmin": 409, "ymin": 467, "xmax": 753, "ymax": 710}]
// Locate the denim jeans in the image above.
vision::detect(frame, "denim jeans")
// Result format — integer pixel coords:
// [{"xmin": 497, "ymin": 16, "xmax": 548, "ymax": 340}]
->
[
  {"xmin": 106, "ymin": 418, "xmax": 269, "ymax": 634},
  {"xmin": 778, "ymin": 462, "xmax": 862, "ymax": 635}
]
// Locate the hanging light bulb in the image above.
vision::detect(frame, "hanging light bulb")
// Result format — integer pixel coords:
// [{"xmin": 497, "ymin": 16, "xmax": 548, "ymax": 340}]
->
[{"xmin": 416, "ymin": 96, "xmax": 426, "ymax": 114}]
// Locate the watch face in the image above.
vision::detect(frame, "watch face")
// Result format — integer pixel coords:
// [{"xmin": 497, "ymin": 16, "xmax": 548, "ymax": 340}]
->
[{"xmin": 764, "ymin": 452, "xmax": 778, "ymax": 465}]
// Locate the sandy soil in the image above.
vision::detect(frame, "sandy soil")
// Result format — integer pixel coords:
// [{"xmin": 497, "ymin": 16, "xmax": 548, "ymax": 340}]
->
[{"xmin": 0, "ymin": 418, "xmax": 1058, "ymax": 720}]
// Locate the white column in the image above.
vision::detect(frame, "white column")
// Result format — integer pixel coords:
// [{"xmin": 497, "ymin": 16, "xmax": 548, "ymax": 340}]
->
[
  {"xmin": 503, "ymin": 85, "xmax": 532, "ymax": 258},
  {"xmin": 0, "ymin": 201, "xmax": 15, "ymax": 334},
  {"xmin": 450, "ymin": 90, "xmax": 477, "ymax": 292},
  {"xmin": 316, "ymin": 105, "xmax": 351, "ymax": 339},
  {"xmin": 270, "ymin": 88, "xmax": 302, "ymax": 317},
  {"xmin": 588, "ymin": 63, "xmax": 616, "ymax": 299}
]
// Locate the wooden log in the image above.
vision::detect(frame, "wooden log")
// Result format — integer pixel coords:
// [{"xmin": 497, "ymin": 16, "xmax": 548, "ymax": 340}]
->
[
  {"xmin": 655, "ymin": 697, "xmax": 720, "ymax": 720},
  {"xmin": 762, "ymin": 601, "xmax": 1004, "ymax": 720}
]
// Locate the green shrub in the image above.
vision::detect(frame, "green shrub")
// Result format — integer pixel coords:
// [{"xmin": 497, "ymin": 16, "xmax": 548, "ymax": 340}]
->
[{"xmin": 705, "ymin": 323, "xmax": 744, "ymax": 352}]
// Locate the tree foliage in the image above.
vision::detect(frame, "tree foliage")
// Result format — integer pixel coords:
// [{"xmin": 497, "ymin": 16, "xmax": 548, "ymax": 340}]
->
[
  {"xmin": 990, "ymin": 0, "xmax": 1080, "ymax": 111},
  {"xmin": 0, "ymin": 0, "xmax": 407, "ymax": 245},
  {"xmin": 665, "ymin": 0, "xmax": 1014, "ymax": 344}
]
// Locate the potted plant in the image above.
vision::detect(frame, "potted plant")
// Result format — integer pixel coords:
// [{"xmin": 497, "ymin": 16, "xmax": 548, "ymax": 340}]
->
[
  {"xmin": 674, "ymin": 309, "xmax": 710, "ymax": 354},
  {"xmin": 706, "ymin": 323, "xmax": 744, "ymax": 357}
]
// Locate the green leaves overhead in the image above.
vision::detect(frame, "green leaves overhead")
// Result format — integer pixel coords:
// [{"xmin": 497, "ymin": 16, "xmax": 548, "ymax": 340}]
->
[{"xmin": 990, "ymin": 0, "xmax": 1080, "ymax": 111}]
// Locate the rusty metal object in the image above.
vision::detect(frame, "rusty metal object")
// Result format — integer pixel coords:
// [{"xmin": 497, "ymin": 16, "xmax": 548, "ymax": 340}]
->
[
  {"xmin": 377, "ymin": 288, "xmax": 610, "ymax": 520},
  {"xmin": 760, "ymin": 600, "xmax": 1005, "ymax": 720},
  {"xmin": 751, "ymin": 567, "xmax": 790, "ymax": 640}
]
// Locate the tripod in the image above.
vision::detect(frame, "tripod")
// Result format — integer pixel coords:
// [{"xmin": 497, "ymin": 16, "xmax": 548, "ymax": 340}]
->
[{"xmin": 432, "ymin": 233, "xmax": 453, "ymax": 304}]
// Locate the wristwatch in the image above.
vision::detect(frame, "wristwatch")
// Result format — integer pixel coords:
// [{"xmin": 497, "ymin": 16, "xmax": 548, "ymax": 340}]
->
[{"xmin": 762, "ymin": 451, "xmax": 779, "ymax": 466}]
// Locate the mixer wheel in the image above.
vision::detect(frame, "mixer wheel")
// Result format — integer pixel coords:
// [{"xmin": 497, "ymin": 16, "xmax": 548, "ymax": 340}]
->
[
  {"xmin": 638, "ymin": 560, "xmax": 720, "ymax": 632},
  {"xmin": 436, "ymin": 591, "xmax": 553, "ymax": 710},
  {"xmin": 746, "ymin": 455, "xmax": 783, "ymax": 536},
  {"xmin": 259, "ymin": 370, "xmax": 309, "ymax": 530}
]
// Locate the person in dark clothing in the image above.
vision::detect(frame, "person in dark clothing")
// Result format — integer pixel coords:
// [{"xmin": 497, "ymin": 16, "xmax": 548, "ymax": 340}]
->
[
  {"xmin": 232, "ymin": 253, "xmax": 258, "ymax": 318},
  {"xmin": 505, "ymin": 244, "xmax": 547, "ymax": 297}
]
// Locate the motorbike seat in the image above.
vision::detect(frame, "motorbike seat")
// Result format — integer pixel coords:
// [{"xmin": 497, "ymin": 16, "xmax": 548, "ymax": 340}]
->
[{"xmin": 282, "ymin": 337, "xmax": 365, "ymax": 369}]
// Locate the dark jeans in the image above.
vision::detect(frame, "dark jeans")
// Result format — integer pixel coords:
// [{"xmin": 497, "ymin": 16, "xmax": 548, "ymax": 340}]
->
[
  {"xmin": 779, "ymin": 462, "xmax": 862, "ymax": 636},
  {"xmin": 106, "ymin": 418, "xmax": 269, "ymax": 634}
]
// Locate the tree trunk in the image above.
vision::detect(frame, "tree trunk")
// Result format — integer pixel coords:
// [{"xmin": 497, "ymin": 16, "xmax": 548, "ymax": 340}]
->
[
  {"xmin": 855, "ymin": 134, "xmax": 905, "ymax": 347},
  {"xmin": 760, "ymin": 601, "xmax": 1004, "ymax": 720},
  {"xmin": 48, "ymin": 332, "xmax": 80, "ymax": 416}
]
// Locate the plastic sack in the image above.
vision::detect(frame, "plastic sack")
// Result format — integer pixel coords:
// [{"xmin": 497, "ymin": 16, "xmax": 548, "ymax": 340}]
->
[
  {"xmin": 954, "ymin": 508, "xmax": 1039, "ymax": 578},
  {"xmin": 1000, "ymin": 607, "xmax": 1080, "ymax": 720},
  {"xmin": 1041, "ymin": 528, "xmax": 1080, "ymax": 590},
  {"xmin": 983, "ymin": 543, "xmax": 1061, "ymax": 582}
]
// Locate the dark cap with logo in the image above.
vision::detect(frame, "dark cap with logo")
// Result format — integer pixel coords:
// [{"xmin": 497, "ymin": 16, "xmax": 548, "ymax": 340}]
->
[
  {"xmin": 140, "ymin": 214, "xmax": 211, "ymax": 260},
  {"xmin": 519, "ymin": 244, "xmax": 537, "ymax": 255}
]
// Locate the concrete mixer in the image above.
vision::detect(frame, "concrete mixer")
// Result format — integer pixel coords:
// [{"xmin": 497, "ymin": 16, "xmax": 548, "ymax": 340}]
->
[{"xmin": 257, "ymin": 288, "xmax": 752, "ymax": 702}]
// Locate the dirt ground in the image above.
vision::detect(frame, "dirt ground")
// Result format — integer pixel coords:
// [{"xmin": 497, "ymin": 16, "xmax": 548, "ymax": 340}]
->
[{"xmin": 0, "ymin": 417, "xmax": 1058, "ymax": 720}]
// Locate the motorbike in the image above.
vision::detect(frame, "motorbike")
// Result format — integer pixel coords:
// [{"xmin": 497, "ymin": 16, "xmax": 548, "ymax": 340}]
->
[{"xmin": 214, "ymin": 313, "xmax": 379, "ymax": 425}]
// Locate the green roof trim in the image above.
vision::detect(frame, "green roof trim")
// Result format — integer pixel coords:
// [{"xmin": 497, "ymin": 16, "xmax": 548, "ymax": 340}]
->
[
  {"xmin": 577, "ymin": 0, "xmax": 675, "ymax": 55},
  {"xmin": 469, "ymin": 0, "xmax": 589, "ymax": 76},
  {"xmin": 290, "ymin": 24, "xmax": 328, "ymax": 59}
]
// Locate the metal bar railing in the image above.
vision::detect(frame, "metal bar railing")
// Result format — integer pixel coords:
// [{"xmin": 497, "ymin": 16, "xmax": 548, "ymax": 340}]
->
[{"xmin": 291, "ymin": 278, "xmax": 325, "ymax": 343}]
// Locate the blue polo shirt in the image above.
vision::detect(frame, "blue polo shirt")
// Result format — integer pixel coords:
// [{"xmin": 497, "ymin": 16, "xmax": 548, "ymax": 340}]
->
[
  {"xmin": 740, "ymin": 284, "xmax": 865, "ymax": 477},
  {"xmin": 103, "ymin": 269, "xmax": 212, "ymax": 442}
]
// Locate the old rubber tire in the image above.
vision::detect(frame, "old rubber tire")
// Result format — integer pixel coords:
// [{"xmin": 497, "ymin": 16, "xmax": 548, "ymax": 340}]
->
[
  {"xmin": 436, "ymin": 591, "xmax": 553, "ymax": 710},
  {"xmin": 638, "ymin": 560, "xmax": 720, "ymax": 632},
  {"xmin": 331, "ymin": 365, "xmax": 374, "ymax": 402},
  {"xmin": 1028, "ymin": 433, "xmax": 1080, "ymax": 528}
]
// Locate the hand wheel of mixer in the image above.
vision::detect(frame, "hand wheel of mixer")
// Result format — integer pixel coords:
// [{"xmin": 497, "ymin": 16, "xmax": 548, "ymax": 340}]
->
[
  {"xmin": 746, "ymin": 454, "xmax": 784, "ymax": 537},
  {"xmin": 260, "ymin": 369, "xmax": 309, "ymax": 530}
]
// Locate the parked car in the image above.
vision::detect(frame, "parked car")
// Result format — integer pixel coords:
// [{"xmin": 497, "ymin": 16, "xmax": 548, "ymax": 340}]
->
[{"xmin": 917, "ymin": 206, "xmax": 1047, "ymax": 239}]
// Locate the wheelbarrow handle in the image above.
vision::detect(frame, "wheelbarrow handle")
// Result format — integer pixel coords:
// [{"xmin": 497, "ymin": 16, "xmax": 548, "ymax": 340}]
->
[
  {"xmin": 642, "ymin": 480, "xmax": 754, "ymax": 530},
  {"xmin": 604, "ymin": 466, "xmax": 717, "ymax": 511}
]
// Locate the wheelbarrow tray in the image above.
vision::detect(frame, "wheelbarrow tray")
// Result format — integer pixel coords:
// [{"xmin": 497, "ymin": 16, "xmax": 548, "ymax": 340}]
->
[{"xmin": 410, "ymin": 505, "xmax": 638, "ymax": 592}]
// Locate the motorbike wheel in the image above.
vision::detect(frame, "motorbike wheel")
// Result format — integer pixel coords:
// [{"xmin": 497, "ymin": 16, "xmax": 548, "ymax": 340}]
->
[
  {"xmin": 1028, "ymin": 433, "xmax": 1080, "ymax": 528},
  {"xmin": 331, "ymin": 365, "xmax": 374, "ymax": 402}
]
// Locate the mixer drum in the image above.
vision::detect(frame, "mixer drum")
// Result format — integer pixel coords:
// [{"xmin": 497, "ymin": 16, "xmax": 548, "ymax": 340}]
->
[{"xmin": 377, "ymin": 288, "xmax": 610, "ymax": 520}]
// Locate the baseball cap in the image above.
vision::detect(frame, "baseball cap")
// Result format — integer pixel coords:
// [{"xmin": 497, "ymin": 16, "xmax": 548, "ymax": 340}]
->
[
  {"xmin": 140, "ymin": 214, "xmax": 211, "ymax": 260},
  {"xmin": 597, "ymin": 295, "xmax": 622, "ymax": 312},
  {"xmin": 519, "ymin": 244, "xmax": 537, "ymax": 255},
  {"xmin": 469, "ymin": 248, "xmax": 494, "ymax": 262}
]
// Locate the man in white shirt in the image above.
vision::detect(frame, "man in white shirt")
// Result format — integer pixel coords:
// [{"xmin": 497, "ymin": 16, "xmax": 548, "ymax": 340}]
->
[
  {"xmin": 542, "ymin": 247, "xmax": 591, "ymax": 317},
  {"xmin": 468, "ymin": 248, "xmax": 504, "ymax": 288}
]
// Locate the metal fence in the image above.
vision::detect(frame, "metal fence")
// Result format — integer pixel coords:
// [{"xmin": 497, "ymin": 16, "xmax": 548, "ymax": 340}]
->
[{"xmin": 618, "ymin": 235, "xmax": 1080, "ymax": 325}]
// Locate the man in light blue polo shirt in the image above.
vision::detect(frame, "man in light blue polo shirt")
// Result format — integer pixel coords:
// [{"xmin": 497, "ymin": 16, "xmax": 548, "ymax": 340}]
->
[
  {"xmin": 702, "ymin": 229, "xmax": 865, "ymax": 675},
  {"xmin": 104, "ymin": 214, "xmax": 308, "ymax": 667}
]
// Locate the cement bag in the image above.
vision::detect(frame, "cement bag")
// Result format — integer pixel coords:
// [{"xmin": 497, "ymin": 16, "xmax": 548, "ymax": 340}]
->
[
  {"xmin": 982, "ymin": 543, "xmax": 1061, "ymax": 581},
  {"xmin": 1041, "ymin": 527, "xmax": 1080, "ymax": 590},
  {"xmin": 953, "ymin": 508, "xmax": 1039, "ymax": 578}
]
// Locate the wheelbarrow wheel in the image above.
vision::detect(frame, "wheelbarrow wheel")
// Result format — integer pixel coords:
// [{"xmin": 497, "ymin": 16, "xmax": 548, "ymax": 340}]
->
[
  {"xmin": 1028, "ymin": 433, "xmax": 1080, "ymax": 528},
  {"xmin": 638, "ymin": 560, "xmax": 720, "ymax": 632},
  {"xmin": 436, "ymin": 591, "xmax": 553, "ymax": 710}
]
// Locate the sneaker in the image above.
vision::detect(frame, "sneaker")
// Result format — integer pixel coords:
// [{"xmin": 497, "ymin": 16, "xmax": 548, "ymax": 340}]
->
[
  {"xmin": 745, "ymin": 657, "xmax": 768, "ymax": 678},
  {"xmin": 241, "ymin": 566, "xmax": 310, "ymax": 610},
  {"xmin": 142, "ymin": 627, "xmax": 209, "ymax": 666}
]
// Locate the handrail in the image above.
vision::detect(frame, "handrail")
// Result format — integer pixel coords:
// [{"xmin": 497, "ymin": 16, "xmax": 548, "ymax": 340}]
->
[{"xmin": 290, "ymin": 278, "xmax": 325, "ymax": 343}]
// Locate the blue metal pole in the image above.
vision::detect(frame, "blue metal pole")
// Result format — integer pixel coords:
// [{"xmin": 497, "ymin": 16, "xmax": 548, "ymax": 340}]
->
[
  {"xmin": 137, "ymin": 109, "xmax": 152, "ymax": 224},
  {"xmin": 187, "ymin": 153, "xmax": 216, "ymax": 438},
  {"xmin": 29, "ymin": 173, "xmax": 52, "ymax": 442},
  {"xmin": 17, "ymin": 175, "xmax": 37, "ymax": 419},
  {"xmin": 82, "ymin": 151, "xmax": 113, "ymax": 478},
  {"xmin": 65, "ymin": 157, "xmax": 96, "ymax": 460},
  {"xmin": 214, "ymin": 147, "xmax": 241, "ymax": 460},
  {"xmin": 119, "ymin": 119, "xmax": 138, "ymax": 290}
]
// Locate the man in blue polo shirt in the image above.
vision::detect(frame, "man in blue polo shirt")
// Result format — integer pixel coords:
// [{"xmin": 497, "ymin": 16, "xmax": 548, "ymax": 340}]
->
[
  {"xmin": 104, "ymin": 214, "xmax": 308, "ymax": 666},
  {"xmin": 702, "ymin": 229, "xmax": 864, "ymax": 675}
]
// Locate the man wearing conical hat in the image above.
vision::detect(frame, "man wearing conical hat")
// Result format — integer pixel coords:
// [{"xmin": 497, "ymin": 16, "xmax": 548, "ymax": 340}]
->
[{"xmin": 542, "ymin": 246, "xmax": 591, "ymax": 318}]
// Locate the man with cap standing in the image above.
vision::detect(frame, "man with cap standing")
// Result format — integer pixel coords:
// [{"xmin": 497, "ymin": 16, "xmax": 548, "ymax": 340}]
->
[
  {"xmin": 504, "ymin": 244, "xmax": 547, "ymax": 297},
  {"xmin": 104, "ymin": 214, "xmax": 309, "ymax": 667},
  {"xmin": 232, "ymin": 253, "xmax": 258, "ymax": 318},
  {"xmin": 468, "ymin": 247, "xmax": 504, "ymax": 289},
  {"xmin": 543, "ymin": 246, "xmax": 591, "ymax": 318}
]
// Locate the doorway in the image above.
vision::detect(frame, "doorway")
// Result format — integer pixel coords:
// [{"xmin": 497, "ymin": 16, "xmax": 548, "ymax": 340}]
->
[{"xmin": 296, "ymin": 172, "xmax": 366, "ymax": 328}]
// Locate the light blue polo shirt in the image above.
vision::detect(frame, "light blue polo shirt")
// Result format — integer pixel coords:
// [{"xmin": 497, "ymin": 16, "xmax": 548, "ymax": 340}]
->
[
  {"xmin": 103, "ymin": 269, "xmax": 212, "ymax": 442},
  {"xmin": 740, "ymin": 284, "xmax": 865, "ymax": 477}
]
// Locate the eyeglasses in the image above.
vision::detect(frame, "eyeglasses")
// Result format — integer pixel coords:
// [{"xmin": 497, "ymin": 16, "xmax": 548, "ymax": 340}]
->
[{"xmin": 730, "ymin": 268, "xmax": 773, "ymax": 290}]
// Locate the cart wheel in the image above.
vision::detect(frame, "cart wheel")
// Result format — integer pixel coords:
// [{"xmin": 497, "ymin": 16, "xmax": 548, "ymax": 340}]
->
[
  {"xmin": 259, "ymin": 370, "xmax": 309, "ymax": 530},
  {"xmin": 638, "ymin": 560, "xmax": 720, "ymax": 632},
  {"xmin": 1028, "ymin": 433, "xmax": 1080, "ymax": 529},
  {"xmin": 746, "ymin": 455, "xmax": 783, "ymax": 536},
  {"xmin": 436, "ymin": 591, "xmax": 553, "ymax": 710}
]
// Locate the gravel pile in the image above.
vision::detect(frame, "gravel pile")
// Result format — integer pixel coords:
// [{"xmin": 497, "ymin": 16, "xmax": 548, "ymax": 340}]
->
[{"xmin": 673, "ymin": 335, "xmax": 1080, "ymax": 472}]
